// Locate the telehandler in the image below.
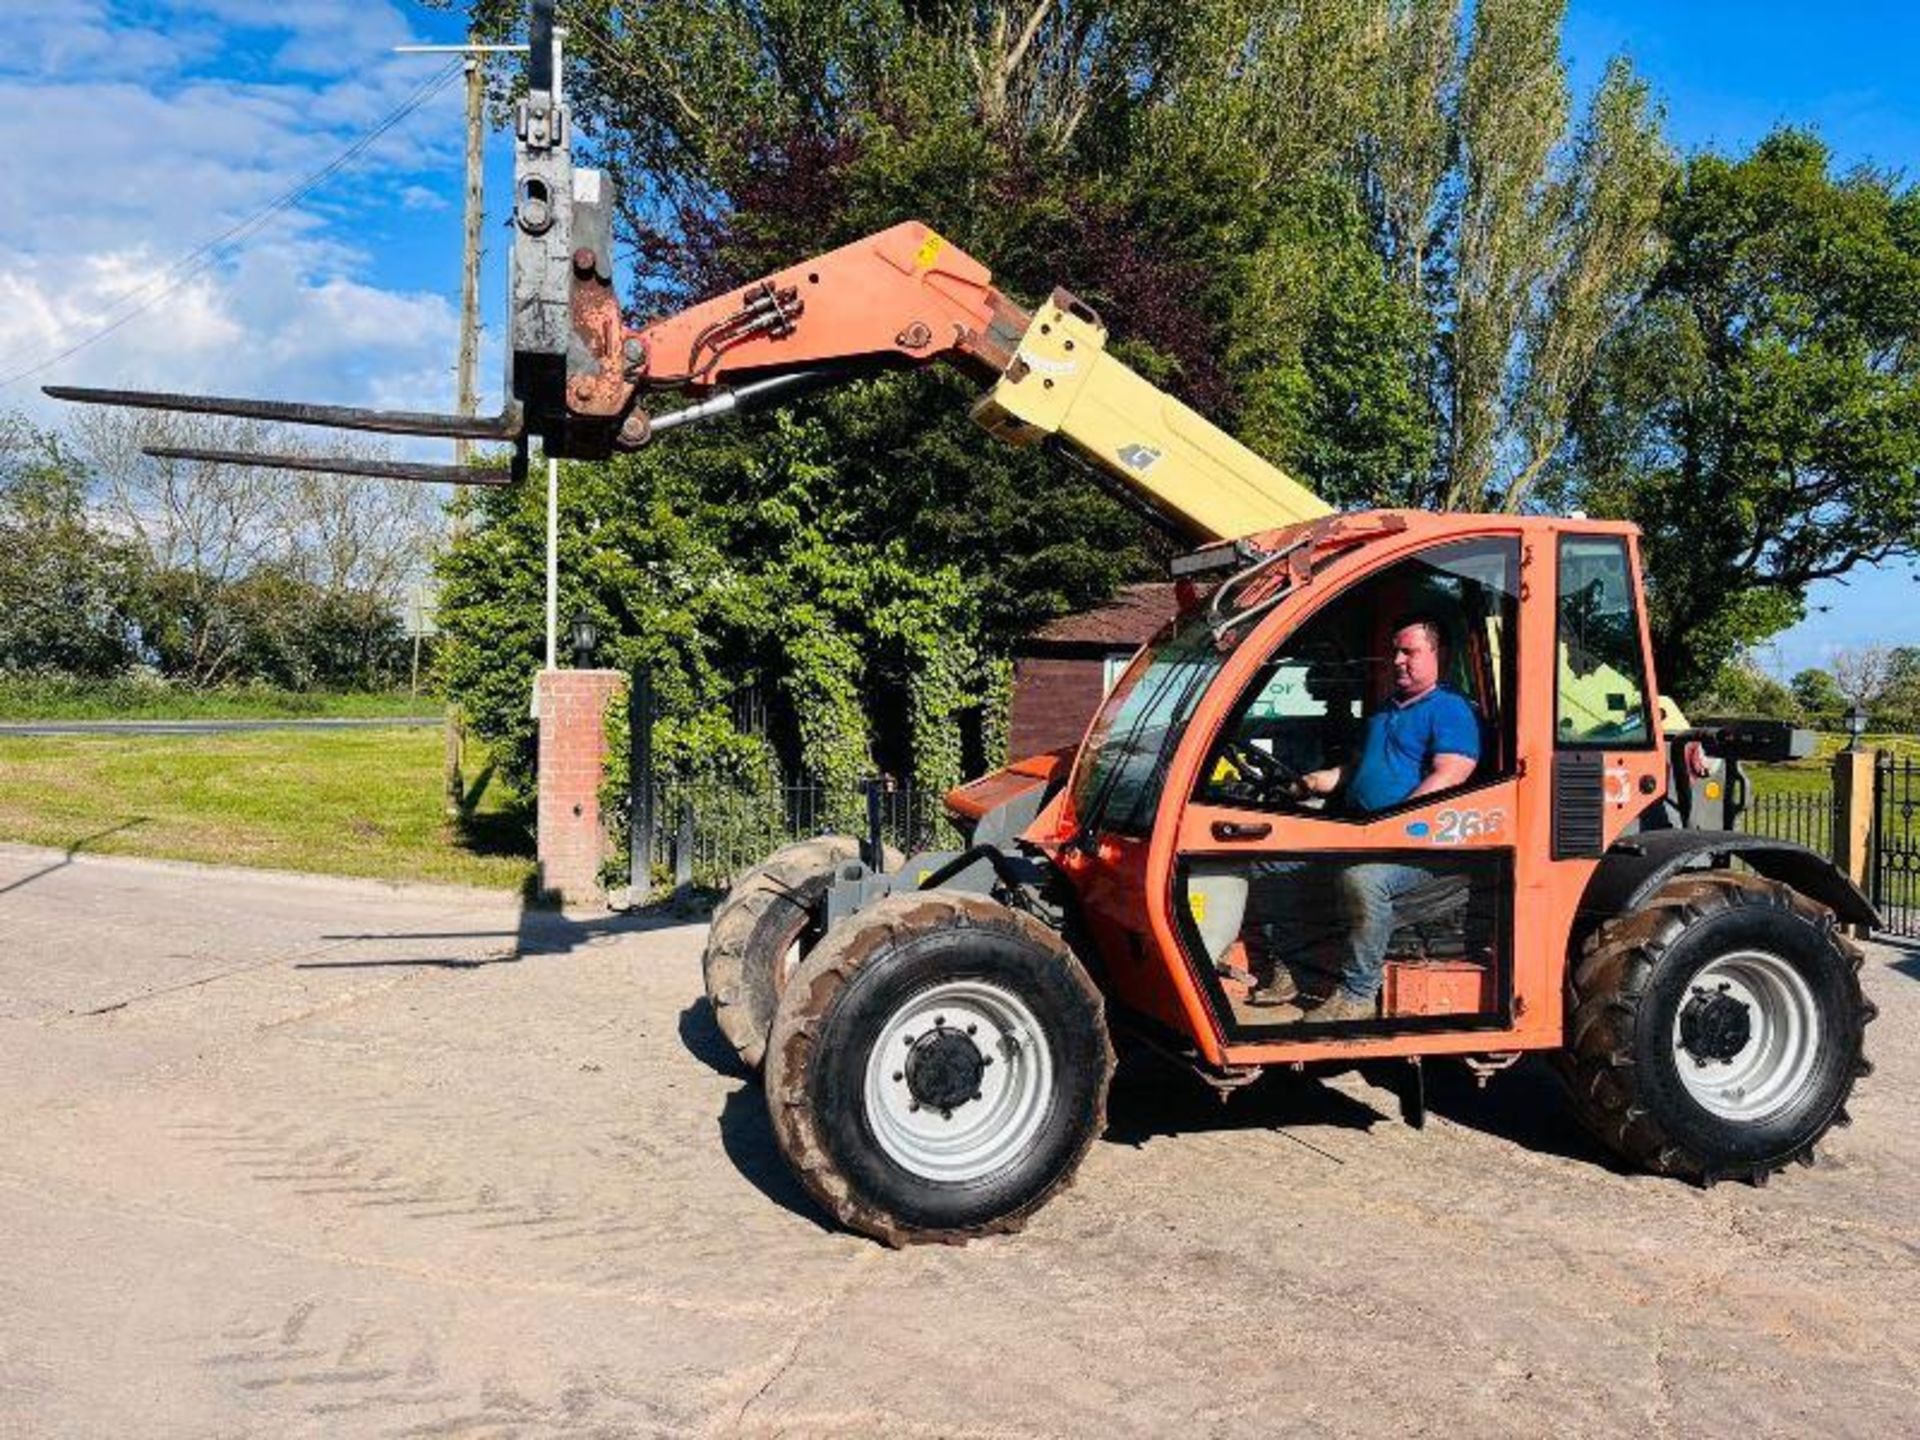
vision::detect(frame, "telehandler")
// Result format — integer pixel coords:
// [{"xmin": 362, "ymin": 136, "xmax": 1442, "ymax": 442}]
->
[{"xmin": 52, "ymin": 2, "xmax": 1876, "ymax": 1247}]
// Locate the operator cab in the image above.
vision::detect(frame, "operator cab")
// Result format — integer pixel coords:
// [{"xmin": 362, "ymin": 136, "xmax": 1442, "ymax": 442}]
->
[{"xmin": 1182, "ymin": 534, "xmax": 1519, "ymax": 1030}]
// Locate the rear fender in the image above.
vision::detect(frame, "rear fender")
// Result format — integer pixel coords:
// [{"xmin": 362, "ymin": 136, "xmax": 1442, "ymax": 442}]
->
[{"xmin": 1575, "ymin": 829, "xmax": 1878, "ymax": 947}]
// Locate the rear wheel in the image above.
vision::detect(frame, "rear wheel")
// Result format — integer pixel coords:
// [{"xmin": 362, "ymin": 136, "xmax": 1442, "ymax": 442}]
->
[
  {"xmin": 1562, "ymin": 871, "xmax": 1875, "ymax": 1183},
  {"xmin": 764, "ymin": 891, "xmax": 1112, "ymax": 1245},
  {"xmin": 702, "ymin": 836, "xmax": 898, "ymax": 1071}
]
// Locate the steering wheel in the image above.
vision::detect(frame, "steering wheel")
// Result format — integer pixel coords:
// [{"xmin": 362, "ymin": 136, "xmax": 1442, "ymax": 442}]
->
[{"xmin": 1220, "ymin": 738, "xmax": 1305, "ymax": 801}]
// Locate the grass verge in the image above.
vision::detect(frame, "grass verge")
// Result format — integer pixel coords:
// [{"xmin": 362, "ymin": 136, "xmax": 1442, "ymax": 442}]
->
[
  {"xmin": 0, "ymin": 727, "xmax": 534, "ymax": 889},
  {"xmin": 0, "ymin": 675, "xmax": 439, "ymax": 722},
  {"xmin": 1748, "ymin": 731, "xmax": 1920, "ymax": 798}
]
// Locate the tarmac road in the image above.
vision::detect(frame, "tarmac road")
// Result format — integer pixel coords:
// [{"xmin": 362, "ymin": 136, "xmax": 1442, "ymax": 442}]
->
[{"xmin": 2, "ymin": 840, "xmax": 1916, "ymax": 1438}]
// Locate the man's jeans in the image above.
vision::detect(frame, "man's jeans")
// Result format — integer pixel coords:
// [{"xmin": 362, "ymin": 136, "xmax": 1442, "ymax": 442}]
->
[{"xmin": 1248, "ymin": 859, "xmax": 1433, "ymax": 1002}]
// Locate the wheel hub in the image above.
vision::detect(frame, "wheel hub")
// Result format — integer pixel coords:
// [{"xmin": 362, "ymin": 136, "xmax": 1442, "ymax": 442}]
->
[
  {"xmin": 864, "ymin": 979, "xmax": 1054, "ymax": 1183},
  {"xmin": 904, "ymin": 1020, "xmax": 986, "ymax": 1112},
  {"xmin": 1679, "ymin": 984, "xmax": 1753, "ymax": 1065}
]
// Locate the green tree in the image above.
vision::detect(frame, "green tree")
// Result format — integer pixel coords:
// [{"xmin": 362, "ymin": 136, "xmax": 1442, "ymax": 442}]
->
[
  {"xmin": 1880, "ymin": 648, "xmax": 1920, "ymax": 731},
  {"xmin": 1693, "ymin": 658, "xmax": 1801, "ymax": 721},
  {"xmin": 1567, "ymin": 130, "xmax": 1920, "ymax": 697},
  {"xmin": 435, "ymin": 0, "xmax": 1669, "ymax": 794},
  {"xmin": 0, "ymin": 413, "xmax": 142, "ymax": 677},
  {"xmin": 1790, "ymin": 667, "xmax": 1847, "ymax": 720}
]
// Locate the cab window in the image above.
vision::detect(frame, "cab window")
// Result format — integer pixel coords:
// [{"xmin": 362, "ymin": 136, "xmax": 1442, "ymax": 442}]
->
[
  {"xmin": 1555, "ymin": 535, "xmax": 1653, "ymax": 749},
  {"xmin": 1197, "ymin": 537, "xmax": 1519, "ymax": 816}
]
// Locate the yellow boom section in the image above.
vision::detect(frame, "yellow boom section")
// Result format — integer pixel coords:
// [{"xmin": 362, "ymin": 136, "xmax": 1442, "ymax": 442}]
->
[{"xmin": 969, "ymin": 292, "xmax": 1330, "ymax": 544}]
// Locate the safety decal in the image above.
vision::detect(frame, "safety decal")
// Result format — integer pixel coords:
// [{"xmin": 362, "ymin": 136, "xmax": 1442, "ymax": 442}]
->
[
  {"xmin": 914, "ymin": 233, "xmax": 945, "ymax": 271},
  {"xmin": 1118, "ymin": 443, "xmax": 1163, "ymax": 472}
]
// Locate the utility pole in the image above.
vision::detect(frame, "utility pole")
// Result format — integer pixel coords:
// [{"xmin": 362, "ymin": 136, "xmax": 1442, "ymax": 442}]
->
[
  {"xmin": 455, "ymin": 53, "xmax": 483, "ymax": 471},
  {"xmin": 445, "ymin": 53, "xmax": 483, "ymax": 813},
  {"xmin": 397, "ymin": 37, "xmax": 528, "ymax": 815}
]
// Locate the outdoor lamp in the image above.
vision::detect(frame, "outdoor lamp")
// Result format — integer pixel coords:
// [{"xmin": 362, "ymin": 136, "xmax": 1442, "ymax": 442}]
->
[
  {"xmin": 1845, "ymin": 702, "xmax": 1869, "ymax": 751},
  {"xmin": 570, "ymin": 609, "xmax": 599, "ymax": 669}
]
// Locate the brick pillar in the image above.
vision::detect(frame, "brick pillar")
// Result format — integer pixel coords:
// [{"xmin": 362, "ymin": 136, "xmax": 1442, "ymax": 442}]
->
[
  {"xmin": 1832, "ymin": 746, "xmax": 1877, "ymax": 938},
  {"xmin": 536, "ymin": 668, "xmax": 628, "ymax": 906}
]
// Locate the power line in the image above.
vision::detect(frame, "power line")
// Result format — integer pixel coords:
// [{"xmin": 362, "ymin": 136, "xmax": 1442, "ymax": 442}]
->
[{"xmin": 0, "ymin": 58, "xmax": 465, "ymax": 391}]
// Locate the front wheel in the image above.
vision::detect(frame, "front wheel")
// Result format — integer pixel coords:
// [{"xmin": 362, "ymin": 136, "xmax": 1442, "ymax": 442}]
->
[
  {"xmin": 764, "ymin": 891, "xmax": 1113, "ymax": 1245},
  {"xmin": 1561, "ymin": 872, "xmax": 1875, "ymax": 1183}
]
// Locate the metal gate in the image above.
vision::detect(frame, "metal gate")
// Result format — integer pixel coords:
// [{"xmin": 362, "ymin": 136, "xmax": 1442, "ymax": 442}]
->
[{"xmin": 1872, "ymin": 754, "xmax": 1920, "ymax": 937}]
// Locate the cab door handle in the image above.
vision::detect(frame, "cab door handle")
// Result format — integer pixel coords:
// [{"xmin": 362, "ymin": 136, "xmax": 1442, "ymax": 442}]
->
[{"xmin": 1211, "ymin": 821, "xmax": 1272, "ymax": 841}]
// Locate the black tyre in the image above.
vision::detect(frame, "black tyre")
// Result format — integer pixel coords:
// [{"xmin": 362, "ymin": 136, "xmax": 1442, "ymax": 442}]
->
[
  {"xmin": 764, "ymin": 891, "xmax": 1113, "ymax": 1245},
  {"xmin": 1561, "ymin": 871, "xmax": 1875, "ymax": 1183},
  {"xmin": 703, "ymin": 836, "xmax": 898, "ymax": 1071}
]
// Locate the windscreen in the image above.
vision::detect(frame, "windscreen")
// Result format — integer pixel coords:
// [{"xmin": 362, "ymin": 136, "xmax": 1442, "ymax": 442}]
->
[{"xmin": 1069, "ymin": 613, "xmax": 1236, "ymax": 838}]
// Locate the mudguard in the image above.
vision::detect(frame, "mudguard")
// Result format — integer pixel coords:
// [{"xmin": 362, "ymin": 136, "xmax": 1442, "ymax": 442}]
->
[{"xmin": 1576, "ymin": 829, "xmax": 1878, "ymax": 943}]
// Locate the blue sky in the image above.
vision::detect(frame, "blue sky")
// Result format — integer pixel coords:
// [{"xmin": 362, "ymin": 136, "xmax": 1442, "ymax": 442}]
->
[
  {"xmin": 3, "ymin": 2, "xmax": 1916, "ymax": 678},
  {"xmin": 1563, "ymin": 2, "xmax": 1920, "ymax": 679}
]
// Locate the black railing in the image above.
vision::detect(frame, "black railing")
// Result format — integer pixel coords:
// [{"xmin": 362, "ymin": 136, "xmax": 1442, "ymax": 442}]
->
[
  {"xmin": 633, "ymin": 778, "xmax": 948, "ymax": 894},
  {"xmin": 1738, "ymin": 789, "xmax": 1835, "ymax": 857},
  {"xmin": 1873, "ymin": 755, "xmax": 1920, "ymax": 938}
]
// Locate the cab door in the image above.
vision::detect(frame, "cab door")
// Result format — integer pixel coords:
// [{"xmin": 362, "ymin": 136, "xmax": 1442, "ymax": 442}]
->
[{"xmin": 1171, "ymin": 535, "xmax": 1525, "ymax": 1042}]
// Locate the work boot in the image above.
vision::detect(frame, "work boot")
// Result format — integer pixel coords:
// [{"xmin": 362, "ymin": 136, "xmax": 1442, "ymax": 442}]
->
[
  {"xmin": 1247, "ymin": 967, "xmax": 1299, "ymax": 1007},
  {"xmin": 1306, "ymin": 991, "xmax": 1378, "ymax": 1024}
]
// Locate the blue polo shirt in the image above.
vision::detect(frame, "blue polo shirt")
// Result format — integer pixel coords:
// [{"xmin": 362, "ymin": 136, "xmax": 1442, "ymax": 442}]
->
[{"xmin": 1346, "ymin": 685, "xmax": 1481, "ymax": 814}]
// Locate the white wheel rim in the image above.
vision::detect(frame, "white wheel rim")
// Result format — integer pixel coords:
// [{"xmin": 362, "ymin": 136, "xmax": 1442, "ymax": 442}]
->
[
  {"xmin": 862, "ymin": 979, "xmax": 1055, "ymax": 1183},
  {"xmin": 1673, "ymin": 949, "xmax": 1821, "ymax": 1123}
]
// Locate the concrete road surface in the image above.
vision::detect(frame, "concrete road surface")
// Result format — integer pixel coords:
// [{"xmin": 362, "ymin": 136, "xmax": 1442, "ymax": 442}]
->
[{"xmin": 2, "ymin": 840, "xmax": 1916, "ymax": 1438}]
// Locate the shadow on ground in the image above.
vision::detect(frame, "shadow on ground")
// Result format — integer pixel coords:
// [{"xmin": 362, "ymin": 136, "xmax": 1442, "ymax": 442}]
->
[
  {"xmin": 1417, "ymin": 1055, "xmax": 1621, "ymax": 1170},
  {"xmin": 679, "ymin": 998, "xmax": 751, "ymax": 1080},
  {"xmin": 299, "ymin": 903, "xmax": 692, "ymax": 970},
  {"xmin": 1875, "ymin": 936, "xmax": 1920, "ymax": 982},
  {"xmin": 717, "ymin": 1085, "xmax": 837, "ymax": 1231},
  {"xmin": 676, "ymin": 1000, "xmax": 834, "ymax": 1228},
  {"xmin": 0, "ymin": 819, "xmax": 149, "ymax": 897},
  {"xmin": 1102, "ymin": 1054, "xmax": 1387, "ymax": 1152}
]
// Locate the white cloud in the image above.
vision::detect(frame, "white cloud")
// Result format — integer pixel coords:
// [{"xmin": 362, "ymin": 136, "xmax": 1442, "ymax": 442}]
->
[
  {"xmin": 0, "ymin": 247, "xmax": 459, "ymax": 409},
  {"xmin": 0, "ymin": 1, "xmax": 481, "ymax": 444},
  {"xmin": 0, "ymin": 1, "xmax": 216, "ymax": 82}
]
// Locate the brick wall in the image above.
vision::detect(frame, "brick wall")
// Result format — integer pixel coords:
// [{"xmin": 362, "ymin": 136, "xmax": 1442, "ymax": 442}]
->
[
  {"xmin": 1008, "ymin": 656, "xmax": 1106, "ymax": 758},
  {"xmin": 536, "ymin": 668, "xmax": 627, "ymax": 906}
]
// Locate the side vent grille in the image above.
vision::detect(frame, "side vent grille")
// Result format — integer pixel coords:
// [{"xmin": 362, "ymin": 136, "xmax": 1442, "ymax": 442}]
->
[{"xmin": 1553, "ymin": 752, "xmax": 1606, "ymax": 859}]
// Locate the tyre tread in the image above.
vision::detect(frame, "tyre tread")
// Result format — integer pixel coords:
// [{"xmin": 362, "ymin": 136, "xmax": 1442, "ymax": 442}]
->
[
  {"xmin": 702, "ymin": 836, "xmax": 882, "ymax": 1070},
  {"xmin": 1559, "ymin": 869, "xmax": 1871, "ymax": 1184},
  {"xmin": 765, "ymin": 890, "xmax": 1112, "ymax": 1246}
]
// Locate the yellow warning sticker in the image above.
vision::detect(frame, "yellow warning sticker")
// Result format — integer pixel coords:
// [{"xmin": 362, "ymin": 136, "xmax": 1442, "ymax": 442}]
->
[
  {"xmin": 918, "ymin": 869, "xmax": 933, "ymax": 886},
  {"xmin": 914, "ymin": 233, "xmax": 945, "ymax": 271},
  {"xmin": 1189, "ymin": 891, "xmax": 1207, "ymax": 925}
]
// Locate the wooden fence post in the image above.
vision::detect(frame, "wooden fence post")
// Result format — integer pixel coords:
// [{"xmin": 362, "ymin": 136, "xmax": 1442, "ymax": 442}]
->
[{"xmin": 1831, "ymin": 746, "xmax": 1877, "ymax": 939}]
